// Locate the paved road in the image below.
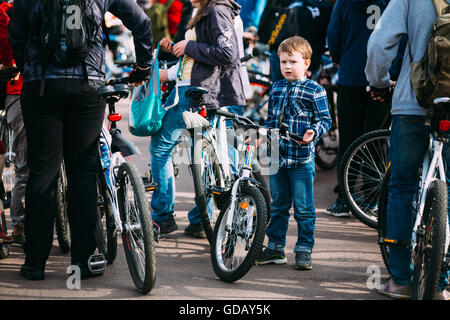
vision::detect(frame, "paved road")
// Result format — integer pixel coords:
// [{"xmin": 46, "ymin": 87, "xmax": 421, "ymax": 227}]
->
[{"xmin": 0, "ymin": 99, "xmax": 390, "ymax": 301}]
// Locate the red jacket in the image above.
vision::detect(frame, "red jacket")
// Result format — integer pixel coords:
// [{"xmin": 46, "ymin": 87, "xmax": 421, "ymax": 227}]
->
[
  {"xmin": 0, "ymin": 2, "xmax": 23, "ymax": 95},
  {"xmin": 156, "ymin": 0, "xmax": 183, "ymax": 37}
]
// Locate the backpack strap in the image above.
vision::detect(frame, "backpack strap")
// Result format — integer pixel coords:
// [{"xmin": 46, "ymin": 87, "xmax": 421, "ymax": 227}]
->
[{"xmin": 432, "ymin": 0, "xmax": 450, "ymax": 16}]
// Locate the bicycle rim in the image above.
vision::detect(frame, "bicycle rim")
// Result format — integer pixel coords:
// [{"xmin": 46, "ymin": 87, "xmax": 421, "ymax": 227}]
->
[
  {"xmin": 341, "ymin": 130, "xmax": 391, "ymax": 228},
  {"xmin": 212, "ymin": 185, "xmax": 267, "ymax": 282},
  {"xmin": 118, "ymin": 162, "xmax": 155, "ymax": 294}
]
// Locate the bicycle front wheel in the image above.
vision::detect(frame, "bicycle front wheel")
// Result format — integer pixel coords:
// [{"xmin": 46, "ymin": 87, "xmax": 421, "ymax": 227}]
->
[
  {"xmin": 191, "ymin": 137, "xmax": 223, "ymax": 243},
  {"xmin": 55, "ymin": 162, "xmax": 70, "ymax": 253},
  {"xmin": 412, "ymin": 180, "xmax": 448, "ymax": 300},
  {"xmin": 339, "ymin": 129, "xmax": 391, "ymax": 229},
  {"xmin": 117, "ymin": 161, "xmax": 156, "ymax": 295},
  {"xmin": 211, "ymin": 185, "xmax": 267, "ymax": 282}
]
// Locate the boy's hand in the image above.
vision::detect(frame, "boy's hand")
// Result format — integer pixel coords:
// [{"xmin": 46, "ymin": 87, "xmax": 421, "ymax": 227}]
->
[{"xmin": 300, "ymin": 129, "xmax": 315, "ymax": 145}]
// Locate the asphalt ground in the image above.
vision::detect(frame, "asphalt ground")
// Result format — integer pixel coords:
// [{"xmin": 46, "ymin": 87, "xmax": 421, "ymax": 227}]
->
[{"xmin": 0, "ymin": 99, "xmax": 394, "ymax": 305}]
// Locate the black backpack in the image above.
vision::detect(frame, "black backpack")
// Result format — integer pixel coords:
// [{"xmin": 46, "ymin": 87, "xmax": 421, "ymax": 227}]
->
[{"xmin": 35, "ymin": 0, "xmax": 98, "ymax": 68}]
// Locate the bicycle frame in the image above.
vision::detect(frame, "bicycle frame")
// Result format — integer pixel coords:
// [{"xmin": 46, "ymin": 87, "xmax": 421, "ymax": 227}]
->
[{"xmin": 412, "ymin": 131, "xmax": 450, "ymax": 258}]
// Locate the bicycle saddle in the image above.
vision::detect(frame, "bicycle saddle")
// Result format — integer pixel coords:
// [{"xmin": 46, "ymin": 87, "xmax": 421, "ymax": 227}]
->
[
  {"xmin": 97, "ymin": 84, "xmax": 130, "ymax": 101},
  {"xmin": 185, "ymin": 87, "xmax": 209, "ymax": 99}
]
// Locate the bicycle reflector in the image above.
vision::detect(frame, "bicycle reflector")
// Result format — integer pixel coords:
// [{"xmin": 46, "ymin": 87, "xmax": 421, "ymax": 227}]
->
[
  {"xmin": 439, "ymin": 120, "xmax": 450, "ymax": 132},
  {"xmin": 108, "ymin": 113, "xmax": 122, "ymax": 122}
]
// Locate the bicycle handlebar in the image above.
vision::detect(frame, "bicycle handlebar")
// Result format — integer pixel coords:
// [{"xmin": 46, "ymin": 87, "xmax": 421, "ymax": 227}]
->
[
  {"xmin": 106, "ymin": 75, "xmax": 150, "ymax": 86},
  {"xmin": 214, "ymin": 109, "xmax": 304, "ymax": 142}
]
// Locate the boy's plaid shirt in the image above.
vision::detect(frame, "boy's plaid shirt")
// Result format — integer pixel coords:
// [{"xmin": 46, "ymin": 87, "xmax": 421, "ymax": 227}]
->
[{"xmin": 263, "ymin": 78, "xmax": 332, "ymax": 168}]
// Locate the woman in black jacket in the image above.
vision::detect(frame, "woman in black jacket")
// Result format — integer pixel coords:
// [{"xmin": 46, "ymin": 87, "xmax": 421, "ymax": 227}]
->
[{"xmin": 150, "ymin": 0, "xmax": 245, "ymax": 238}]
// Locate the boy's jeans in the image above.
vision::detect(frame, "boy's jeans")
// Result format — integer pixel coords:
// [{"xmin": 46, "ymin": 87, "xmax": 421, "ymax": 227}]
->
[
  {"xmin": 150, "ymin": 85, "xmax": 191, "ymax": 223},
  {"xmin": 387, "ymin": 115, "xmax": 450, "ymax": 290},
  {"xmin": 266, "ymin": 160, "xmax": 316, "ymax": 253}
]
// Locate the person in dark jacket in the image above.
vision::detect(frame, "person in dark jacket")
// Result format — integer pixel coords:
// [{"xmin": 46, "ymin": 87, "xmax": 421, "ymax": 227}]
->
[
  {"xmin": 325, "ymin": 0, "xmax": 391, "ymax": 217},
  {"xmin": 149, "ymin": 0, "xmax": 245, "ymax": 238},
  {"xmin": 258, "ymin": 0, "xmax": 332, "ymax": 82},
  {"xmin": 8, "ymin": 0, "xmax": 153, "ymax": 280}
]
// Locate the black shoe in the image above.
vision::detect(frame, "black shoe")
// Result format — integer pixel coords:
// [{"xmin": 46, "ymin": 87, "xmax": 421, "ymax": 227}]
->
[
  {"xmin": 184, "ymin": 223, "xmax": 207, "ymax": 239},
  {"xmin": 20, "ymin": 264, "xmax": 45, "ymax": 280},
  {"xmin": 255, "ymin": 247, "xmax": 287, "ymax": 265},
  {"xmin": 155, "ymin": 216, "xmax": 178, "ymax": 234}
]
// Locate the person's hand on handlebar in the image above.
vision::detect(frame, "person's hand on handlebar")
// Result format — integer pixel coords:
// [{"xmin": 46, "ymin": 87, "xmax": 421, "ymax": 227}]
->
[
  {"xmin": 128, "ymin": 65, "xmax": 150, "ymax": 87},
  {"xmin": 369, "ymin": 80, "xmax": 396, "ymax": 103}
]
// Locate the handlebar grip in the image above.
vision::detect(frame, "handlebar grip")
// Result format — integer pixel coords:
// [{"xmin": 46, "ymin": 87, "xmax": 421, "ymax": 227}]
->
[
  {"xmin": 215, "ymin": 109, "xmax": 237, "ymax": 119},
  {"xmin": 288, "ymin": 132, "xmax": 303, "ymax": 141}
]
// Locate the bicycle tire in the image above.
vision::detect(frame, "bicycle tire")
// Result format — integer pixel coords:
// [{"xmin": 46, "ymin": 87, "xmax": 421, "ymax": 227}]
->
[
  {"xmin": 376, "ymin": 169, "xmax": 391, "ymax": 275},
  {"xmin": 117, "ymin": 161, "xmax": 156, "ymax": 295},
  {"xmin": 315, "ymin": 128, "xmax": 339, "ymax": 170},
  {"xmin": 55, "ymin": 162, "xmax": 70, "ymax": 253},
  {"xmin": 191, "ymin": 137, "xmax": 223, "ymax": 244},
  {"xmin": 412, "ymin": 179, "xmax": 447, "ymax": 300},
  {"xmin": 95, "ymin": 168, "xmax": 118, "ymax": 264},
  {"xmin": 1, "ymin": 125, "xmax": 14, "ymax": 209},
  {"xmin": 211, "ymin": 184, "xmax": 267, "ymax": 282},
  {"xmin": 0, "ymin": 200, "xmax": 9, "ymax": 259},
  {"xmin": 339, "ymin": 129, "xmax": 391, "ymax": 229},
  {"xmin": 251, "ymin": 169, "xmax": 271, "ymax": 220}
]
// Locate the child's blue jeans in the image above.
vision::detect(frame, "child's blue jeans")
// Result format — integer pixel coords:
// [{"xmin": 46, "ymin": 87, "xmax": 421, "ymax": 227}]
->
[{"xmin": 266, "ymin": 160, "xmax": 316, "ymax": 253}]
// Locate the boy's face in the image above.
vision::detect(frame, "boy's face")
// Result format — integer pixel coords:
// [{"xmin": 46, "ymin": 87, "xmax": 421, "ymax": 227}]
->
[{"xmin": 279, "ymin": 51, "xmax": 311, "ymax": 82}]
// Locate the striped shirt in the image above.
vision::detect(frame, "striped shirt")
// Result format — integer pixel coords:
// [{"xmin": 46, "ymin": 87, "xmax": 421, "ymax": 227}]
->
[{"xmin": 264, "ymin": 78, "xmax": 332, "ymax": 168}]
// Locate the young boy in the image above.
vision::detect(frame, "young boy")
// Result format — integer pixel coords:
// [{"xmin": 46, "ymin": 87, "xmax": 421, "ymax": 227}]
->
[{"xmin": 255, "ymin": 36, "xmax": 331, "ymax": 270}]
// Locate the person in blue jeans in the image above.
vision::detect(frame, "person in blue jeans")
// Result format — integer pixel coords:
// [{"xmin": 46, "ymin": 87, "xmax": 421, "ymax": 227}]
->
[
  {"xmin": 366, "ymin": 0, "xmax": 450, "ymax": 300},
  {"xmin": 255, "ymin": 36, "xmax": 331, "ymax": 270},
  {"xmin": 150, "ymin": 0, "xmax": 246, "ymax": 238},
  {"xmin": 236, "ymin": 0, "xmax": 267, "ymax": 30}
]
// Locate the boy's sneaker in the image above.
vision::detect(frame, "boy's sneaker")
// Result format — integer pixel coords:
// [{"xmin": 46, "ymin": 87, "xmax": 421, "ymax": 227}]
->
[
  {"xmin": 154, "ymin": 216, "xmax": 178, "ymax": 234},
  {"xmin": 295, "ymin": 252, "xmax": 312, "ymax": 270},
  {"xmin": 255, "ymin": 247, "xmax": 287, "ymax": 265},
  {"xmin": 377, "ymin": 278, "xmax": 412, "ymax": 300},
  {"xmin": 184, "ymin": 223, "xmax": 207, "ymax": 239},
  {"xmin": 325, "ymin": 198, "xmax": 350, "ymax": 217}
]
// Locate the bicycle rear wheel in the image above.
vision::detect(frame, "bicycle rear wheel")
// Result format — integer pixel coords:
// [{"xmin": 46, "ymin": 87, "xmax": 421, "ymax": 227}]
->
[
  {"xmin": 339, "ymin": 129, "xmax": 391, "ymax": 229},
  {"xmin": 95, "ymin": 167, "xmax": 117, "ymax": 264},
  {"xmin": 191, "ymin": 137, "xmax": 223, "ymax": 243},
  {"xmin": 315, "ymin": 128, "xmax": 339, "ymax": 170},
  {"xmin": 117, "ymin": 161, "xmax": 156, "ymax": 294},
  {"xmin": 412, "ymin": 180, "xmax": 447, "ymax": 300},
  {"xmin": 211, "ymin": 185, "xmax": 267, "ymax": 282},
  {"xmin": 55, "ymin": 162, "xmax": 70, "ymax": 253}
]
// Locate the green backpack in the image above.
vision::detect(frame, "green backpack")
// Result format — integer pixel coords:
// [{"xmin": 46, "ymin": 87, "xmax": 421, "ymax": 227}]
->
[
  {"xmin": 145, "ymin": 0, "xmax": 176, "ymax": 48},
  {"xmin": 410, "ymin": 0, "xmax": 450, "ymax": 110}
]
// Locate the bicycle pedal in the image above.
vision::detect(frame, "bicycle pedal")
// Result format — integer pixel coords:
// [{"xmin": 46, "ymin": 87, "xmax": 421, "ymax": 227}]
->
[
  {"xmin": 209, "ymin": 186, "xmax": 225, "ymax": 195},
  {"xmin": 145, "ymin": 182, "xmax": 158, "ymax": 192},
  {"xmin": 378, "ymin": 237, "xmax": 409, "ymax": 247},
  {"xmin": 87, "ymin": 254, "xmax": 107, "ymax": 274}
]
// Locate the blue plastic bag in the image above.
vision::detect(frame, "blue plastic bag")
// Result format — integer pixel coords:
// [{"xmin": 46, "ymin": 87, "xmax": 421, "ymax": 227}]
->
[{"xmin": 128, "ymin": 42, "xmax": 180, "ymax": 137}]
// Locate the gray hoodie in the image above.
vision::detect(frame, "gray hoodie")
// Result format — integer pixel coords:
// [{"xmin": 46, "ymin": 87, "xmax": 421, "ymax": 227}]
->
[{"xmin": 365, "ymin": 0, "xmax": 438, "ymax": 116}]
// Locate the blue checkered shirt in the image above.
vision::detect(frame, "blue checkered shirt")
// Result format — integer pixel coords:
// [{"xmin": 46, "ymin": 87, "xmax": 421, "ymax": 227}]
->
[{"xmin": 263, "ymin": 78, "xmax": 332, "ymax": 168}]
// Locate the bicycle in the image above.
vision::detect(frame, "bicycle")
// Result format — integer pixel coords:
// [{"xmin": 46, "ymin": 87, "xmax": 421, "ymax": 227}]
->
[
  {"xmin": 377, "ymin": 97, "xmax": 450, "ymax": 300},
  {"xmin": 338, "ymin": 129, "xmax": 391, "ymax": 229},
  {"xmin": 183, "ymin": 87, "xmax": 271, "ymax": 244},
  {"xmin": 88, "ymin": 76, "xmax": 157, "ymax": 294},
  {"xmin": 209, "ymin": 110, "xmax": 304, "ymax": 282}
]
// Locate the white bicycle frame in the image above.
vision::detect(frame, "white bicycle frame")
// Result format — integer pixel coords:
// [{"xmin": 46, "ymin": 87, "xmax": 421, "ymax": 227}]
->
[
  {"xmin": 99, "ymin": 121, "xmax": 126, "ymax": 235},
  {"xmin": 411, "ymin": 99, "xmax": 450, "ymax": 259}
]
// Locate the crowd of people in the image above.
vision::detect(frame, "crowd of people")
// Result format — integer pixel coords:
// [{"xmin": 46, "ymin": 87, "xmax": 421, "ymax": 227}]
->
[{"xmin": 0, "ymin": 0, "xmax": 449, "ymax": 300}]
